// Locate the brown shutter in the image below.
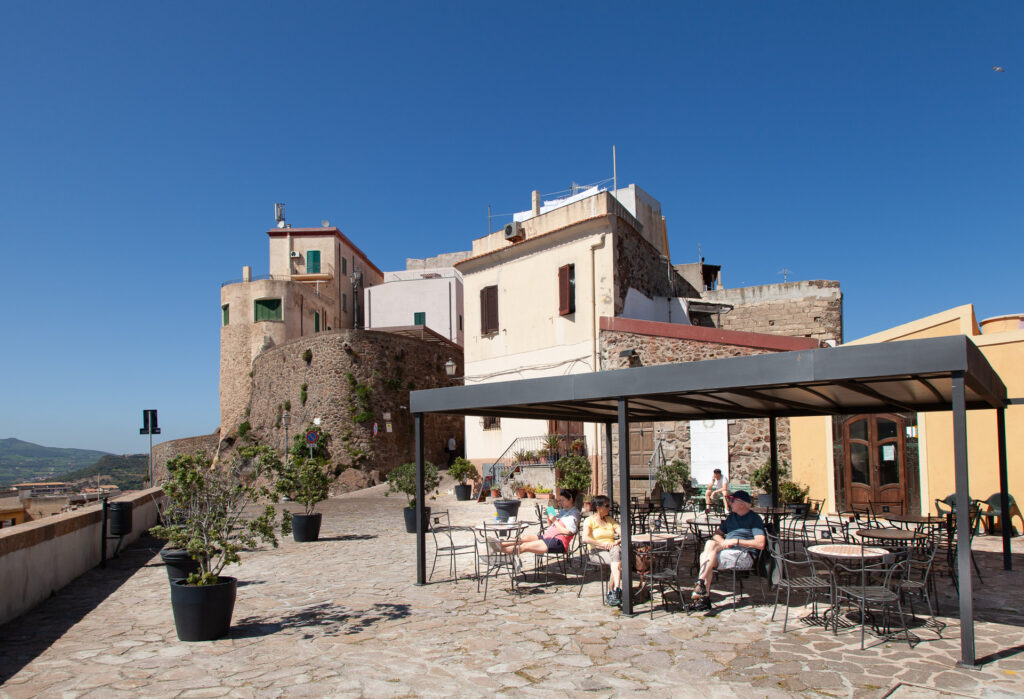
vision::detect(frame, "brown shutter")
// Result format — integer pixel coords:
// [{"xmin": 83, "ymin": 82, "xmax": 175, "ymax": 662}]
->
[
  {"xmin": 480, "ymin": 285, "xmax": 499, "ymax": 334},
  {"xmin": 480, "ymin": 287, "xmax": 489, "ymax": 334},
  {"xmin": 558, "ymin": 265, "xmax": 570, "ymax": 315}
]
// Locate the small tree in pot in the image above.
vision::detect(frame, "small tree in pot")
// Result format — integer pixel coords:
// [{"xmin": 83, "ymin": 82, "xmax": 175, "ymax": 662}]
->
[
  {"xmin": 555, "ymin": 454, "xmax": 592, "ymax": 508},
  {"xmin": 655, "ymin": 458, "xmax": 691, "ymax": 511},
  {"xmin": 386, "ymin": 461, "xmax": 440, "ymax": 533},
  {"xmin": 274, "ymin": 455, "xmax": 333, "ymax": 542},
  {"xmin": 448, "ymin": 457, "xmax": 478, "ymax": 501},
  {"xmin": 150, "ymin": 447, "xmax": 289, "ymax": 641}
]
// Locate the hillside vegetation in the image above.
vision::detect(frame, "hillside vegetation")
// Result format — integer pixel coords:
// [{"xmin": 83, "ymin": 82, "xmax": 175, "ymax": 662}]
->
[
  {"xmin": 63, "ymin": 454, "xmax": 150, "ymax": 491},
  {"xmin": 0, "ymin": 438, "xmax": 110, "ymax": 485}
]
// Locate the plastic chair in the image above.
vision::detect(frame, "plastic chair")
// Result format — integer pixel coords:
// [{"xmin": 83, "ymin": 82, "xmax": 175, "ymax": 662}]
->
[
  {"xmin": 766, "ymin": 532, "xmax": 830, "ymax": 632},
  {"xmin": 979, "ymin": 493, "xmax": 1023, "ymax": 536},
  {"xmin": 428, "ymin": 511, "xmax": 476, "ymax": 582}
]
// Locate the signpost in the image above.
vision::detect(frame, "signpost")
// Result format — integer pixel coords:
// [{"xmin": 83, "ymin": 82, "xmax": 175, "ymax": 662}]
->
[
  {"xmin": 139, "ymin": 409, "xmax": 161, "ymax": 487},
  {"xmin": 306, "ymin": 429, "xmax": 318, "ymax": 460}
]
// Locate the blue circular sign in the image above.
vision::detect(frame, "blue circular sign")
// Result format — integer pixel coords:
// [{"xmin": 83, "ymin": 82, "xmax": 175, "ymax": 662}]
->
[
  {"xmin": 306, "ymin": 430, "xmax": 318, "ymax": 444},
  {"xmin": 372, "ymin": 422, "xmax": 379, "ymax": 436}
]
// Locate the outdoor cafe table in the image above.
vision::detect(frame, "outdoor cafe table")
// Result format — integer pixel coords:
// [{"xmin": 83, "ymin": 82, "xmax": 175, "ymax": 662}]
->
[
  {"xmin": 880, "ymin": 514, "xmax": 947, "ymax": 527},
  {"xmin": 753, "ymin": 506, "xmax": 790, "ymax": 532},
  {"xmin": 856, "ymin": 527, "xmax": 924, "ymax": 544},
  {"xmin": 806, "ymin": 544, "xmax": 890, "ymax": 629}
]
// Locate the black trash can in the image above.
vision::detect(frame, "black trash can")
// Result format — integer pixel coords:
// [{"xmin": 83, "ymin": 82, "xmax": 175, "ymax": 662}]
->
[{"xmin": 107, "ymin": 501, "xmax": 133, "ymax": 536}]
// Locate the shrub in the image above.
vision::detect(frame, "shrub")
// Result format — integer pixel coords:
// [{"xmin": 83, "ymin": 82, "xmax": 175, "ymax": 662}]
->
[
  {"xmin": 274, "ymin": 456, "xmax": 333, "ymax": 515},
  {"xmin": 386, "ymin": 461, "xmax": 440, "ymax": 508},
  {"xmin": 302, "ymin": 349, "xmax": 313, "ymax": 363},
  {"xmin": 300, "ymin": 383, "xmax": 308, "ymax": 406},
  {"xmin": 290, "ymin": 423, "xmax": 331, "ymax": 461},
  {"xmin": 555, "ymin": 454, "xmax": 592, "ymax": 495},
  {"xmin": 448, "ymin": 457, "xmax": 477, "ymax": 485},
  {"xmin": 778, "ymin": 480, "xmax": 810, "ymax": 505},
  {"xmin": 237, "ymin": 421, "xmax": 251, "ymax": 439},
  {"xmin": 655, "ymin": 458, "xmax": 690, "ymax": 493},
  {"xmin": 751, "ymin": 460, "xmax": 792, "ymax": 492}
]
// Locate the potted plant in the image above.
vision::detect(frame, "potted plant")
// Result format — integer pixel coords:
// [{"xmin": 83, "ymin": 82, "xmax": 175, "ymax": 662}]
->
[
  {"xmin": 274, "ymin": 455, "xmax": 333, "ymax": 542},
  {"xmin": 570, "ymin": 439, "xmax": 585, "ymax": 456},
  {"xmin": 542, "ymin": 435, "xmax": 561, "ymax": 462},
  {"xmin": 555, "ymin": 454, "xmax": 592, "ymax": 507},
  {"xmin": 510, "ymin": 479, "xmax": 527, "ymax": 498},
  {"xmin": 779, "ymin": 480, "xmax": 811, "ymax": 513},
  {"xmin": 150, "ymin": 448, "xmax": 289, "ymax": 641},
  {"xmin": 386, "ymin": 461, "xmax": 440, "ymax": 533},
  {"xmin": 513, "ymin": 449, "xmax": 528, "ymax": 465},
  {"xmin": 525, "ymin": 484, "xmax": 536, "ymax": 498},
  {"xmin": 490, "ymin": 482, "xmax": 502, "ymax": 498},
  {"xmin": 655, "ymin": 458, "xmax": 691, "ymax": 511},
  {"xmin": 535, "ymin": 486, "xmax": 553, "ymax": 500},
  {"xmin": 448, "ymin": 457, "xmax": 477, "ymax": 501}
]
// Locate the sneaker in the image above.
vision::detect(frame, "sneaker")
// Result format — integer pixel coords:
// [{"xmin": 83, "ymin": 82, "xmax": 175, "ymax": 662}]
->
[
  {"xmin": 691, "ymin": 580, "xmax": 707, "ymax": 600},
  {"xmin": 606, "ymin": 589, "xmax": 622, "ymax": 607}
]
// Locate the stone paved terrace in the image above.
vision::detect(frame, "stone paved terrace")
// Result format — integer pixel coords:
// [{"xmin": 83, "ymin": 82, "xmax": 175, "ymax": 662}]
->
[{"xmin": 2, "ymin": 481, "xmax": 1024, "ymax": 698}]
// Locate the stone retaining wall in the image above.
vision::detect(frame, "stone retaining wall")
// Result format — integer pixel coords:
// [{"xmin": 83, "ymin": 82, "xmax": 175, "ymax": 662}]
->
[
  {"xmin": 703, "ymin": 280, "xmax": 843, "ymax": 343},
  {"xmin": 152, "ymin": 432, "xmax": 220, "ymax": 484}
]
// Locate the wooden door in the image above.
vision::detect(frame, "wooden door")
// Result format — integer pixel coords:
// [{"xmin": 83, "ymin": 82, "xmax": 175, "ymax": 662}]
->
[
  {"xmin": 628, "ymin": 422, "xmax": 655, "ymax": 479},
  {"xmin": 843, "ymin": 414, "xmax": 907, "ymax": 514}
]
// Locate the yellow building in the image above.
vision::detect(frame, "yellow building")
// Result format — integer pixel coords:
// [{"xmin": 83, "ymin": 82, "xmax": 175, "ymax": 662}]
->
[{"xmin": 791, "ymin": 305, "xmax": 1023, "ymax": 515}]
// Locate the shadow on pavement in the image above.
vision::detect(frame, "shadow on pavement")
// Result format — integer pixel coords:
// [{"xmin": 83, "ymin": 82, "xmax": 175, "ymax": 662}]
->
[
  {"xmin": 0, "ymin": 534, "xmax": 164, "ymax": 685},
  {"xmin": 231, "ymin": 602, "xmax": 411, "ymax": 639},
  {"xmin": 315, "ymin": 534, "xmax": 378, "ymax": 542}
]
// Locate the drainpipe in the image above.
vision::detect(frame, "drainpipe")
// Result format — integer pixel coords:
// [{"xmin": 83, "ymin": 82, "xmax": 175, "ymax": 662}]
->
[{"xmin": 590, "ymin": 232, "xmax": 607, "ymax": 478}]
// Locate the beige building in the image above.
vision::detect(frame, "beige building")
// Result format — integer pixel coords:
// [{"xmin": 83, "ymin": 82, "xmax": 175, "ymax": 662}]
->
[
  {"xmin": 457, "ymin": 184, "xmax": 700, "ymax": 467},
  {"xmin": 365, "ymin": 265, "xmax": 465, "ymax": 346},
  {"xmin": 219, "ymin": 225, "xmax": 384, "ymax": 432},
  {"xmin": 791, "ymin": 305, "xmax": 1024, "ymax": 516}
]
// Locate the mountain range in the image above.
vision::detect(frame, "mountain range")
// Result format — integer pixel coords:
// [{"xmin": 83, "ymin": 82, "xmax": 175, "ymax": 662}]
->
[{"xmin": 0, "ymin": 438, "xmax": 147, "ymax": 489}]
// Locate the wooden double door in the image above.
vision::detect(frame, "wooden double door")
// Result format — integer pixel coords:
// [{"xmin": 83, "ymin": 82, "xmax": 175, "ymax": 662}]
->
[{"xmin": 842, "ymin": 414, "xmax": 907, "ymax": 514}]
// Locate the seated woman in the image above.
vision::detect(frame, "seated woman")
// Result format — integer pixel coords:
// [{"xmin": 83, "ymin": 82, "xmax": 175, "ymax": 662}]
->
[
  {"xmin": 499, "ymin": 489, "xmax": 579, "ymax": 557},
  {"xmin": 581, "ymin": 495, "xmax": 623, "ymax": 607}
]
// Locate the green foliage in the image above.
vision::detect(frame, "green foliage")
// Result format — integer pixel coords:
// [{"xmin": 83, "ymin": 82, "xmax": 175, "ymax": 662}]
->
[
  {"xmin": 237, "ymin": 421, "xmax": 251, "ymax": 439},
  {"xmin": 0, "ymin": 438, "xmax": 110, "ymax": 485},
  {"xmin": 345, "ymin": 372, "xmax": 374, "ymax": 423},
  {"xmin": 302, "ymin": 349, "xmax": 313, "ymax": 364},
  {"xmin": 447, "ymin": 457, "xmax": 477, "ymax": 485},
  {"xmin": 150, "ymin": 448, "xmax": 289, "ymax": 586},
  {"xmin": 62, "ymin": 454, "xmax": 150, "ymax": 490},
  {"xmin": 290, "ymin": 423, "xmax": 331, "ymax": 461},
  {"xmin": 751, "ymin": 460, "xmax": 792, "ymax": 492},
  {"xmin": 275, "ymin": 456, "xmax": 333, "ymax": 515},
  {"xmin": 655, "ymin": 458, "xmax": 691, "ymax": 493},
  {"xmin": 778, "ymin": 480, "xmax": 810, "ymax": 504},
  {"xmin": 385, "ymin": 461, "xmax": 440, "ymax": 508},
  {"xmin": 284, "ymin": 400, "xmax": 291, "ymax": 412},
  {"xmin": 300, "ymin": 383, "xmax": 308, "ymax": 406},
  {"xmin": 555, "ymin": 454, "xmax": 592, "ymax": 494}
]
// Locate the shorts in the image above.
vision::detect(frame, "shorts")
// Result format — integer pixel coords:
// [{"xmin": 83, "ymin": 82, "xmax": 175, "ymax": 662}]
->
[
  {"xmin": 718, "ymin": 548, "xmax": 755, "ymax": 570},
  {"xmin": 589, "ymin": 545, "xmax": 621, "ymax": 566},
  {"xmin": 543, "ymin": 537, "xmax": 566, "ymax": 553}
]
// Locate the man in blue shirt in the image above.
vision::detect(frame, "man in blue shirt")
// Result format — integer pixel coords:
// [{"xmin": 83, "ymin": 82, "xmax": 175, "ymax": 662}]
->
[{"xmin": 692, "ymin": 490, "xmax": 766, "ymax": 601}]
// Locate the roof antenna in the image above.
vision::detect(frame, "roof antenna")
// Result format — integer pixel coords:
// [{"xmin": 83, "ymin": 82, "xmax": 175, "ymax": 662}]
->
[
  {"xmin": 612, "ymin": 144, "xmax": 617, "ymax": 193},
  {"xmin": 778, "ymin": 267, "xmax": 791, "ymax": 283},
  {"xmin": 274, "ymin": 203, "xmax": 286, "ymax": 229}
]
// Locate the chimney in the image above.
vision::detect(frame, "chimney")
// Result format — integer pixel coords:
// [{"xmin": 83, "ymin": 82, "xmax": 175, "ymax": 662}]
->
[
  {"xmin": 532, "ymin": 190, "xmax": 541, "ymax": 216},
  {"xmin": 242, "ymin": 265, "xmax": 252, "ymax": 282}
]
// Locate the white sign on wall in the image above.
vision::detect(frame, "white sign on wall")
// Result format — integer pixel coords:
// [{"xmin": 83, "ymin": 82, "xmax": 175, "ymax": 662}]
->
[{"xmin": 689, "ymin": 419, "xmax": 729, "ymax": 485}]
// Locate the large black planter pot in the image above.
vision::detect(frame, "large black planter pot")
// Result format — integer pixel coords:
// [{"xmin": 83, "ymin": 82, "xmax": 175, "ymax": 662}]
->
[
  {"xmin": 493, "ymin": 499, "xmax": 522, "ymax": 522},
  {"xmin": 170, "ymin": 576, "xmax": 237, "ymax": 642},
  {"xmin": 662, "ymin": 492, "xmax": 685, "ymax": 512},
  {"xmin": 160, "ymin": 548, "xmax": 200, "ymax": 583},
  {"xmin": 403, "ymin": 506, "xmax": 431, "ymax": 533},
  {"xmin": 292, "ymin": 513, "xmax": 323, "ymax": 542},
  {"xmin": 454, "ymin": 484, "xmax": 472, "ymax": 501}
]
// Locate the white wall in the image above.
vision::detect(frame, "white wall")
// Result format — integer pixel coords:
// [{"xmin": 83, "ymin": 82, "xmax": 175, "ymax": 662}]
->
[
  {"xmin": 364, "ymin": 272, "xmax": 463, "ymax": 345},
  {"xmin": 620, "ymin": 288, "xmax": 691, "ymax": 325}
]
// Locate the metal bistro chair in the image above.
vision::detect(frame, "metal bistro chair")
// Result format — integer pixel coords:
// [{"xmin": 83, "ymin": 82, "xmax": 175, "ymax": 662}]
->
[
  {"xmin": 533, "ymin": 512, "xmax": 582, "ymax": 584},
  {"xmin": 428, "ymin": 511, "xmax": 477, "ymax": 582},
  {"xmin": 833, "ymin": 546, "xmax": 914, "ymax": 650},
  {"xmin": 475, "ymin": 521, "xmax": 525, "ymax": 600},
  {"xmin": 898, "ymin": 539, "xmax": 940, "ymax": 623},
  {"xmin": 638, "ymin": 539, "xmax": 685, "ymax": 618},
  {"xmin": 766, "ymin": 532, "xmax": 830, "ymax": 632},
  {"xmin": 714, "ymin": 546, "xmax": 766, "ymax": 612},
  {"xmin": 577, "ymin": 544, "xmax": 614, "ymax": 604}
]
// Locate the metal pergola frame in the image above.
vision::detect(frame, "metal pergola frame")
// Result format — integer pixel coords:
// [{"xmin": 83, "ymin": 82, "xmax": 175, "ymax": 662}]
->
[{"xmin": 409, "ymin": 335, "xmax": 1012, "ymax": 668}]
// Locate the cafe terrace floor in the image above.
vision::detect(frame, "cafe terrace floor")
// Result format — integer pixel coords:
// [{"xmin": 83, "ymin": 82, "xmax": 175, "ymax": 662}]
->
[{"xmin": 2, "ymin": 483, "xmax": 1023, "ymax": 698}]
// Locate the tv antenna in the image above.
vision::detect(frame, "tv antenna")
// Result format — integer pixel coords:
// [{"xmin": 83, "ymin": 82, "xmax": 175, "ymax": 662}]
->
[
  {"xmin": 778, "ymin": 267, "xmax": 792, "ymax": 283},
  {"xmin": 274, "ymin": 203, "xmax": 286, "ymax": 229}
]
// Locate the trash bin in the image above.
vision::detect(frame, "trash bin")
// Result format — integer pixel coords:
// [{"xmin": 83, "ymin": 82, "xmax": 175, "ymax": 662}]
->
[{"xmin": 107, "ymin": 501, "xmax": 133, "ymax": 536}]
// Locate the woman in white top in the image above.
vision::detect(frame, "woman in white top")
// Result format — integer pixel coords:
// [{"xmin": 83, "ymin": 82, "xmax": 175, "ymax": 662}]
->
[{"xmin": 705, "ymin": 468, "xmax": 729, "ymax": 508}]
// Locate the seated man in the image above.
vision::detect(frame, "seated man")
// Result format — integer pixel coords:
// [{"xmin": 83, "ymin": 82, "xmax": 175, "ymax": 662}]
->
[
  {"xmin": 692, "ymin": 490, "xmax": 765, "ymax": 602},
  {"xmin": 705, "ymin": 468, "xmax": 729, "ymax": 510}
]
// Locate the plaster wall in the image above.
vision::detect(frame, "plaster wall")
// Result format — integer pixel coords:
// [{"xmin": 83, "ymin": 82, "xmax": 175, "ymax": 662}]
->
[
  {"xmin": 0, "ymin": 488, "xmax": 162, "ymax": 626},
  {"xmin": 365, "ymin": 274, "xmax": 464, "ymax": 345}
]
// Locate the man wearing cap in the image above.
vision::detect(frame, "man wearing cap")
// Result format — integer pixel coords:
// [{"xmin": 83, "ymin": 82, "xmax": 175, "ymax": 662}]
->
[{"xmin": 691, "ymin": 490, "xmax": 766, "ymax": 602}]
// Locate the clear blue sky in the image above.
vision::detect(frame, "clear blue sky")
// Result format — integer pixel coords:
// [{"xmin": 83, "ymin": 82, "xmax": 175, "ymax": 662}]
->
[{"xmin": 1, "ymin": 2, "xmax": 1020, "ymax": 454}]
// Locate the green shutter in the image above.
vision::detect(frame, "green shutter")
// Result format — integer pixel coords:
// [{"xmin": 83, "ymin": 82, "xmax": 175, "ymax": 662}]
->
[
  {"xmin": 307, "ymin": 250, "xmax": 321, "ymax": 274},
  {"xmin": 414, "ymin": 312, "xmax": 425, "ymax": 326},
  {"xmin": 222, "ymin": 304, "xmax": 229, "ymax": 326},
  {"xmin": 254, "ymin": 298, "xmax": 282, "ymax": 322},
  {"xmin": 314, "ymin": 311, "xmax": 320, "ymax": 333}
]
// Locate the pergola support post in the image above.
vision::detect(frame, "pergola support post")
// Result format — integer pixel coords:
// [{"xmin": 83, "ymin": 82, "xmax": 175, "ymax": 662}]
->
[
  {"xmin": 605, "ymin": 422, "xmax": 614, "ymax": 505},
  {"xmin": 997, "ymin": 408, "xmax": 1011, "ymax": 572},
  {"xmin": 769, "ymin": 417, "xmax": 780, "ymax": 508},
  {"xmin": 952, "ymin": 373, "xmax": 976, "ymax": 668},
  {"xmin": 414, "ymin": 412, "xmax": 426, "ymax": 586},
  {"xmin": 618, "ymin": 398, "xmax": 634, "ymax": 616}
]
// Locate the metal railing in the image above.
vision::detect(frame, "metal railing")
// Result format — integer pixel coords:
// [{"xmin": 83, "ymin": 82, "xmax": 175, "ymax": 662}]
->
[{"xmin": 488, "ymin": 434, "xmax": 588, "ymax": 496}]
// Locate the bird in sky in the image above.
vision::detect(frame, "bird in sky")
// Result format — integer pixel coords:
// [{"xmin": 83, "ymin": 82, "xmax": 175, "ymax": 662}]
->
[{"xmin": 993, "ymin": 66, "xmax": 1006, "ymax": 72}]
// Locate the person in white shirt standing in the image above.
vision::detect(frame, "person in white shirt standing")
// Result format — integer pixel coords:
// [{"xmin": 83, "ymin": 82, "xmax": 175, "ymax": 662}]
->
[{"xmin": 705, "ymin": 468, "xmax": 729, "ymax": 510}]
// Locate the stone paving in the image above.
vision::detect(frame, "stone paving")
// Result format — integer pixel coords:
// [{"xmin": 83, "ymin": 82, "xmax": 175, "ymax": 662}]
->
[{"xmin": 2, "ymin": 480, "xmax": 1024, "ymax": 698}]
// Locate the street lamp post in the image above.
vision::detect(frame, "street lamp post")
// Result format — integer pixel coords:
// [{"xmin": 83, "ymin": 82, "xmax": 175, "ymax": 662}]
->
[{"xmin": 282, "ymin": 412, "xmax": 291, "ymax": 464}]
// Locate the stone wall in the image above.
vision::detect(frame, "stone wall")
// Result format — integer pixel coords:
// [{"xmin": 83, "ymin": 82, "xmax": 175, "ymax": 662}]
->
[
  {"xmin": 702, "ymin": 280, "xmax": 843, "ymax": 344},
  {"xmin": 152, "ymin": 432, "xmax": 220, "ymax": 483},
  {"xmin": 599, "ymin": 324, "xmax": 812, "ymax": 488},
  {"xmin": 233, "ymin": 329, "xmax": 462, "ymax": 483},
  {"xmin": 613, "ymin": 223, "xmax": 700, "ymax": 315}
]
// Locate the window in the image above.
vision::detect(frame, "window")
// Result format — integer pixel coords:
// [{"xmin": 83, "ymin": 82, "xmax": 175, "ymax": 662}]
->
[
  {"xmin": 458, "ymin": 314, "xmax": 463, "ymax": 331},
  {"xmin": 414, "ymin": 311, "xmax": 425, "ymax": 326},
  {"xmin": 341, "ymin": 257, "xmax": 347, "ymax": 275},
  {"xmin": 558, "ymin": 264, "xmax": 575, "ymax": 315},
  {"xmin": 222, "ymin": 304, "xmax": 229, "ymax": 326},
  {"xmin": 314, "ymin": 311, "xmax": 320, "ymax": 333},
  {"xmin": 307, "ymin": 250, "xmax": 321, "ymax": 274},
  {"xmin": 343, "ymin": 293, "xmax": 347, "ymax": 312},
  {"xmin": 480, "ymin": 285, "xmax": 498, "ymax": 334},
  {"xmin": 483, "ymin": 416, "xmax": 501, "ymax": 430},
  {"xmin": 254, "ymin": 298, "xmax": 282, "ymax": 322}
]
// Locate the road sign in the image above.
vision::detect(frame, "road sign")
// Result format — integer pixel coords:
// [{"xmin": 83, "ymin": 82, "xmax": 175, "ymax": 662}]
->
[
  {"xmin": 372, "ymin": 422, "xmax": 379, "ymax": 436},
  {"xmin": 306, "ymin": 430, "xmax": 318, "ymax": 444}
]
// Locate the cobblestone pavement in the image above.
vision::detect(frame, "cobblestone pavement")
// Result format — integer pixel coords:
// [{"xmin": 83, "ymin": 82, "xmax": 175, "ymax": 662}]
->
[{"xmin": 2, "ymin": 481, "xmax": 1024, "ymax": 698}]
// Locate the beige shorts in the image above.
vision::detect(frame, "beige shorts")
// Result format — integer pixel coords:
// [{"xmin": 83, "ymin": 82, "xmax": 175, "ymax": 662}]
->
[{"xmin": 589, "ymin": 545, "xmax": 621, "ymax": 566}]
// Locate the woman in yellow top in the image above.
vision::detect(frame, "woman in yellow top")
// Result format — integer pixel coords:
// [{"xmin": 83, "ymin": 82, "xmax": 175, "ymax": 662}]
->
[{"xmin": 581, "ymin": 494, "xmax": 623, "ymax": 607}]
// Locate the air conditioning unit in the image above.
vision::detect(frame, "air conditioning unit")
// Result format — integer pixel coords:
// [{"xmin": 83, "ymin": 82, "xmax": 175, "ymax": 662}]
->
[
  {"xmin": 503, "ymin": 221, "xmax": 524, "ymax": 242},
  {"xmin": 289, "ymin": 251, "xmax": 301, "ymax": 258}
]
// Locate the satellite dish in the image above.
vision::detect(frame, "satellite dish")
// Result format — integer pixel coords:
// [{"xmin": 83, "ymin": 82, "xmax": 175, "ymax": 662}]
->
[{"xmin": 321, "ymin": 219, "xmax": 331, "ymax": 228}]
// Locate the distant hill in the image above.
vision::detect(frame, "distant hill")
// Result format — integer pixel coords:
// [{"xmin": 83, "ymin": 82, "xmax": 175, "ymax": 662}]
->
[
  {"xmin": 0, "ymin": 438, "xmax": 111, "ymax": 486},
  {"xmin": 63, "ymin": 454, "xmax": 150, "ymax": 491}
]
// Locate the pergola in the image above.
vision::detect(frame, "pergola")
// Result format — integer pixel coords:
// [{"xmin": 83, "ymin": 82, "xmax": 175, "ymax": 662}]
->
[{"xmin": 409, "ymin": 335, "xmax": 1012, "ymax": 667}]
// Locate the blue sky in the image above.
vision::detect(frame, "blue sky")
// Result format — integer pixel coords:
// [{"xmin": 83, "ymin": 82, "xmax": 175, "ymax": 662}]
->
[{"xmin": 1, "ymin": 2, "xmax": 1020, "ymax": 453}]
